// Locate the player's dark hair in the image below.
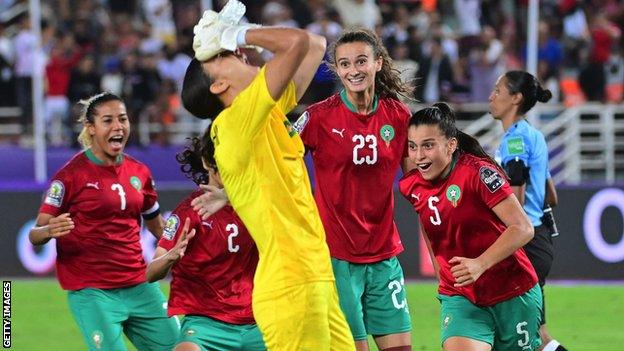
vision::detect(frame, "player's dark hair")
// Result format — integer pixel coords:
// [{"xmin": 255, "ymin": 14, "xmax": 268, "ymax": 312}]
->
[
  {"xmin": 328, "ymin": 28, "xmax": 412, "ymax": 101},
  {"xmin": 176, "ymin": 128, "xmax": 217, "ymax": 186},
  {"xmin": 76, "ymin": 92, "xmax": 124, "ymax": 149},
  {"xmin": 409, "ymin": 102, "xmax": 505, "ymax": 174},
  {"xmin": 181, "ymin": 58, "xmax": 224, "ymax": 120},
  {"xmin": 504, "ymin": 70, "xmax": 553, "ymax": 114}
]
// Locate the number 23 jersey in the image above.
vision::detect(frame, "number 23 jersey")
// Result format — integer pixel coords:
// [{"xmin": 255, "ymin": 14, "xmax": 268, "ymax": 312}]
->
[
  {"xmin": 399, "ymin": 153, "xmax": 537, "ymax": 306},
  {"xmin": 299, "ymin": 93, "xmax": 410, "ymax": 263},
  {"xmin": 39, "ymin": 149, "xmax": 160, "ymax": 290}
]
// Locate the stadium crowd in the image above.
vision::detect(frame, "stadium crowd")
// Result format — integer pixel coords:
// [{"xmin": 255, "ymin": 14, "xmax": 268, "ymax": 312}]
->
[{"xmin": 0, "ymin": 0, "xmax": 622, "ymax": 146}]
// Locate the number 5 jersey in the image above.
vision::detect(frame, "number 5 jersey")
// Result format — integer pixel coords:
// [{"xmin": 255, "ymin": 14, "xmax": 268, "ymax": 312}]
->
[
  {"xmin": 39, "ymin": 149, "xmax": 160, "ymax": 290},
  {"xmin": 398, "ymin": 153, "xmax": 537, "ymax": 306}
]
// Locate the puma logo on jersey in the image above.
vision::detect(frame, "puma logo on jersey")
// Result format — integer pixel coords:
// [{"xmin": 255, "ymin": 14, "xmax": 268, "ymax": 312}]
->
[
  {"xmin": 411, "ymin": 193, "xmax": 421, "ymax": 202},
  {"xmin": 86, "ymin": 182, "xmax": 99, "ymax": 190},
  {"xmin": 201, "ymin": 221, "xmax": 213, "ymax": 229},
  {"xmin": 332, "ymin": 128, "xmax": 345, "ymax": 138}
]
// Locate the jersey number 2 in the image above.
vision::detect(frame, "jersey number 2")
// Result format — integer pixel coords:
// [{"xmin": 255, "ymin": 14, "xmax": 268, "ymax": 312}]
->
[
  {"xmin": 111, "ymin": 183, "xmax": 126, "ymax": 210},
  {"xmin": 352, "ymin": 134, "xmax": 378, "ymax": 165},
  {"xmin": 226, "ymin": 223, "xmax": 240, "ymax": 253}
]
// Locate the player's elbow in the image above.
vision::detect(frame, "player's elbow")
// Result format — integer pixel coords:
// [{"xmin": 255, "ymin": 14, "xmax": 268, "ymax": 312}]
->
[
  {"xmin": 309, "ymin": 33, "xmax": 327, "ymax": 56},
  {"xmin": 517, "ymin": 218, "xmax": 534, "ymax": 245},
  {"xmin": 289, "ymin": 30, "xmax": 310, "ymax": 58}
]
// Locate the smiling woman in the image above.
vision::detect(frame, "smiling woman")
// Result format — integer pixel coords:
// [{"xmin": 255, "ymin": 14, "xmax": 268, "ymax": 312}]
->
[{"xmin": 27, "ymin": 92, "xmax": 180, "ymax": 350}]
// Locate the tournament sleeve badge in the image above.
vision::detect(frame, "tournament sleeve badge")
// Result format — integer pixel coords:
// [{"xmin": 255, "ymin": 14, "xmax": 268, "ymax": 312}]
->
[
  {"xmin": 163, "ymin": 214, "xmax": 181, "ymax": 240},
  {"xmin": 446, "ymin": 184, "xmax": 461, "ymax": 207},
  {"xmin": 479, "ymin": 166, "xmax": 505, "ymax": 193},
  {"xmin": 293, "ymin": 111, "xmax": 310, "ymax": 134},
  {"xmin": 380, "ymin": 124, "xmax": 395, "ymax": 146},
  {"xmin": 44, "ymin": 180, "xmax": 65, "ymax": 207}
]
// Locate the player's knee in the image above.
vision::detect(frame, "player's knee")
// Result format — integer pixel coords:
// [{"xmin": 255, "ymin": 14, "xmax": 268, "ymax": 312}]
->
[{"xmin": 174, "ymin": 341, "xmax": 201, "ymax": 351}]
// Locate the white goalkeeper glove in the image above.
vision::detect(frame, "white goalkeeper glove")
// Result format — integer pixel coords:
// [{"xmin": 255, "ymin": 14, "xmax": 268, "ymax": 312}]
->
[{"xmin": 192, "ymin": 0, "xmax": 260, "ymax": 61}]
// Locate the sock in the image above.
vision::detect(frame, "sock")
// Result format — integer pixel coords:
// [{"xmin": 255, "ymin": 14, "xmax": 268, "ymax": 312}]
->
[
  {"xmin": 555, "ymin": 346, "xmax": 568, "ymax": 351},
  {"xmin": 542, "ymin": 340, "xmax": 562, "ymax": 351},
  {"xmin": 381, "ymin": 347, "xmax": 412, "ymax": 351}
]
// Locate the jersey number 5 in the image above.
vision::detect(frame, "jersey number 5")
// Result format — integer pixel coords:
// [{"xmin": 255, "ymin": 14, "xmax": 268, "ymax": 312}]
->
[
  {"xmin": 428, "ymin": 196, "xmax": 442, "ymax": 226},
  {"xmin": 111, "ymin": 183, "xmax": 126, "ymax": 210},
  {"xmin": 352, "ymin": 134, "xmax": 378, "ymax": 165},
  {"xmin": 226, "ymin": 223, "xmax": 240, "ymax": 253}
]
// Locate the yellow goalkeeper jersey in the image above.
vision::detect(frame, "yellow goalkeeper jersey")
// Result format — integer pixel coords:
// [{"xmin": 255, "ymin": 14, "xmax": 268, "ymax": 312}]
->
[{"xmin": 210, "ymin": 66, "xmax": 334, "ymax": 297}]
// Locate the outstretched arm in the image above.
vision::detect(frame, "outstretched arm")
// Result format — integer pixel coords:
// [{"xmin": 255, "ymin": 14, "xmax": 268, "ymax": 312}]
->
[{"xmin": 146, "ymin": 218, "xmax": 196, "ymax": 282}]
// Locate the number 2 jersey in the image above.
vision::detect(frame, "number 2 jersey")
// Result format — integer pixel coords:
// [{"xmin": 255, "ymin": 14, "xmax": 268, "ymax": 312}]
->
[
  {"xmin": 158, "ymin": 190, "xmax": 258, "ymax": 324},
  {"xmin": 398, "ymin": 153, "xmax": 537, "ymax": 306},
  {"xmin": 39, "ymin": 149, "xmax": 160, "ymax": 291},
  {"xmin": 299, "ymin": 92, "xmax": 410, "ymax": 263}
]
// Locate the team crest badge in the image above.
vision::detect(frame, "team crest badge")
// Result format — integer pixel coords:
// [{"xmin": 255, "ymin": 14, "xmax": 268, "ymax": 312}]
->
[
  {"xmin": 446, "ymin": 184, "xmax": 461, "ymax": 207},
  {"xmin": 130, "ymin": 176, "xmax": 142, "ymax": 191},
  {"xmin": 91, "ymin": 330, "xmax": 103, "ymax": 349},
  {"xmin": 443, "ymin": 315, "xmax": 451, "ymax": 328},
  {"xmin": 186, "ymin": 329, "xmax": 196, "ymax": 336},
  {"xmin": 380, "ymin": 124, "xmax": 395, "ymax": 146},
  {"xmin": 44, "ymin": 180, "xmax": 65, "ymax": 207},
  {"xmin": 163, "ymin": 215, "xmax": 180, "ymax": 240}
]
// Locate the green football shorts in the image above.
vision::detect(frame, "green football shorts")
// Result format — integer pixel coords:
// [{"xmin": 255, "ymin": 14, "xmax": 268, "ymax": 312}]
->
[
  {"xmin": 177, "ymin": 315, "xmax": 265, "ymax": 351},
  {"xmin": 438, "ymin": 283, "xmax": 543, "ymax": 350},
  {"xmin": 67, "ymin": 282, "xmax": 179, "ymax": 350},
  {"xmin": 332, "ymin": 256, "xmax": 412, "ymax": 340}
]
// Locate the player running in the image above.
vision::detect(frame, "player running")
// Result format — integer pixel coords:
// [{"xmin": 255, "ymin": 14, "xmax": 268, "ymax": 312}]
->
[
  {"xmin": 29, "ymin": 92, "xmax": 179, "ymax": 350},
  {"xmin": 399, "ymin": 103, "xmax": 542, "ymax": 351}
]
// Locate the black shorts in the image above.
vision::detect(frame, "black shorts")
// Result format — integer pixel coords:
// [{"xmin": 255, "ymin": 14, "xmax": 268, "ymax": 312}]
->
[{"xmin": 524, "ymin": 224, "xmax": 555, "ymax": 324}]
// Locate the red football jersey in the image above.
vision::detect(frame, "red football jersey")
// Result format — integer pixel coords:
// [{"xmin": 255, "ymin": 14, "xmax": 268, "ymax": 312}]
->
[
  {"xmin": 299, "ymin": 93, "xmax": 409, "ymax": 263},
  {"xmin": 158, "ymin": 190, "xmax": 258, "ymax": 324},
  {"xmin": 39, "ymin": 150, "xmax": 159, "ymax": 290},
  {"xmin": 399, "ymin": 153, "xmax": 537, "ymax": 306}
]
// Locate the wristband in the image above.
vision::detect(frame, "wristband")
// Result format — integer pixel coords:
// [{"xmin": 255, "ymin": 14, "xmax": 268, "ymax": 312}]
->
[{"xmin": 236, "ymin": 27, "xmax": 249, "ymax": 46}]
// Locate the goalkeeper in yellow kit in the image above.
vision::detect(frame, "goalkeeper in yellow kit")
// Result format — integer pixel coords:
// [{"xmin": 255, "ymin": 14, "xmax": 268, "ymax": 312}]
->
[{"xmin": 180, "ymin": 1, "xmax": 355, "ymax": 350}]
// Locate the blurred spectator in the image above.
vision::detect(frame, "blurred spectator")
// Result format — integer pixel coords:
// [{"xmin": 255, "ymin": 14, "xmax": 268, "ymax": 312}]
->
[
  {"xmin": 382, "ymin": 3, "xmax": 411, "ymax": 45},
  {"xmin": 415, "ymin": 37, "xmax": 453, "ymax": 103},
  {"xmin": 13, "ymin": 15, "xmax": 36, "ymax": 133},
  {"xmin": 561, "ymin": 0, "xmax": 590, "ymax": 68},
  {"xmin": 332, "ymin": 0, "xmax": 382, "ymax": 30},
  {"xmin": 101, "ymin": 59, "xmax": 124, "ymax": 97},
  {"xmin": 142, "ymin": 0, "xmax": 176, "ymax": 45},
  {"xmin": 454, "ymin": 0, "xmax": 482, "ymax": 57},
  {"xmin": 0, "ymin": 21, "xmax": 15, "ymax": 107},
  {"xmin": 537, "ymin": 21, "xmax": 563, "ymax": 78},
  {"xmin": 67, "ymin": 55, "xmax": 101, "ymax": 105},
  {"xmin": 579, "ymin": 13, "xmax": 621, "ymax": 101},
  {"xmin": 262, "ymin": 1, "xmax": 299, "ymax": 27},
  {"xmin": 469, "ymin": 26, "xmax": 504, "ymax": 102},
  {"xmin": 157, "ymin": 42, "xmax": 192, "ymax": 94},
  {"xmin": 45, "ymin": 32, "xmax": 82, "ymax": 146}
]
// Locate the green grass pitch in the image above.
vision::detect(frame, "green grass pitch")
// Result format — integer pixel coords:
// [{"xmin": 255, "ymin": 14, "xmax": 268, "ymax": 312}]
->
[{"xmin": 7, "ymin": 279, "xmax": 624, "ymax": 350}]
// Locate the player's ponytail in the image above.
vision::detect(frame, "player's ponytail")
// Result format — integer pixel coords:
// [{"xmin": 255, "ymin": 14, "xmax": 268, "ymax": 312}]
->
[
  {"xmin": 76, "ymin": 92, "xmax": 123, "ymax": 149},
  {"xmin": 504, "ymin": 70, "xmax": 552, "ymax": 114}
]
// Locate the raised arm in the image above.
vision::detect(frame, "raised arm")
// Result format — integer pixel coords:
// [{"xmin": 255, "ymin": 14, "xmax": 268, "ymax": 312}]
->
[{"xmin": 244, "ymin": 27, "xmax": 325, "ymax": 101}]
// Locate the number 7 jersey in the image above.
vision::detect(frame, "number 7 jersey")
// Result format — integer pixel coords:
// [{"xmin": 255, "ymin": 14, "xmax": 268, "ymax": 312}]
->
[
  {"xmin": 298, "ymin": 92, "xmax": 410, "ymax": 263},
  {"xmin": 39, "ymin": 149, "xmax": 160, "ymax": 290}
]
